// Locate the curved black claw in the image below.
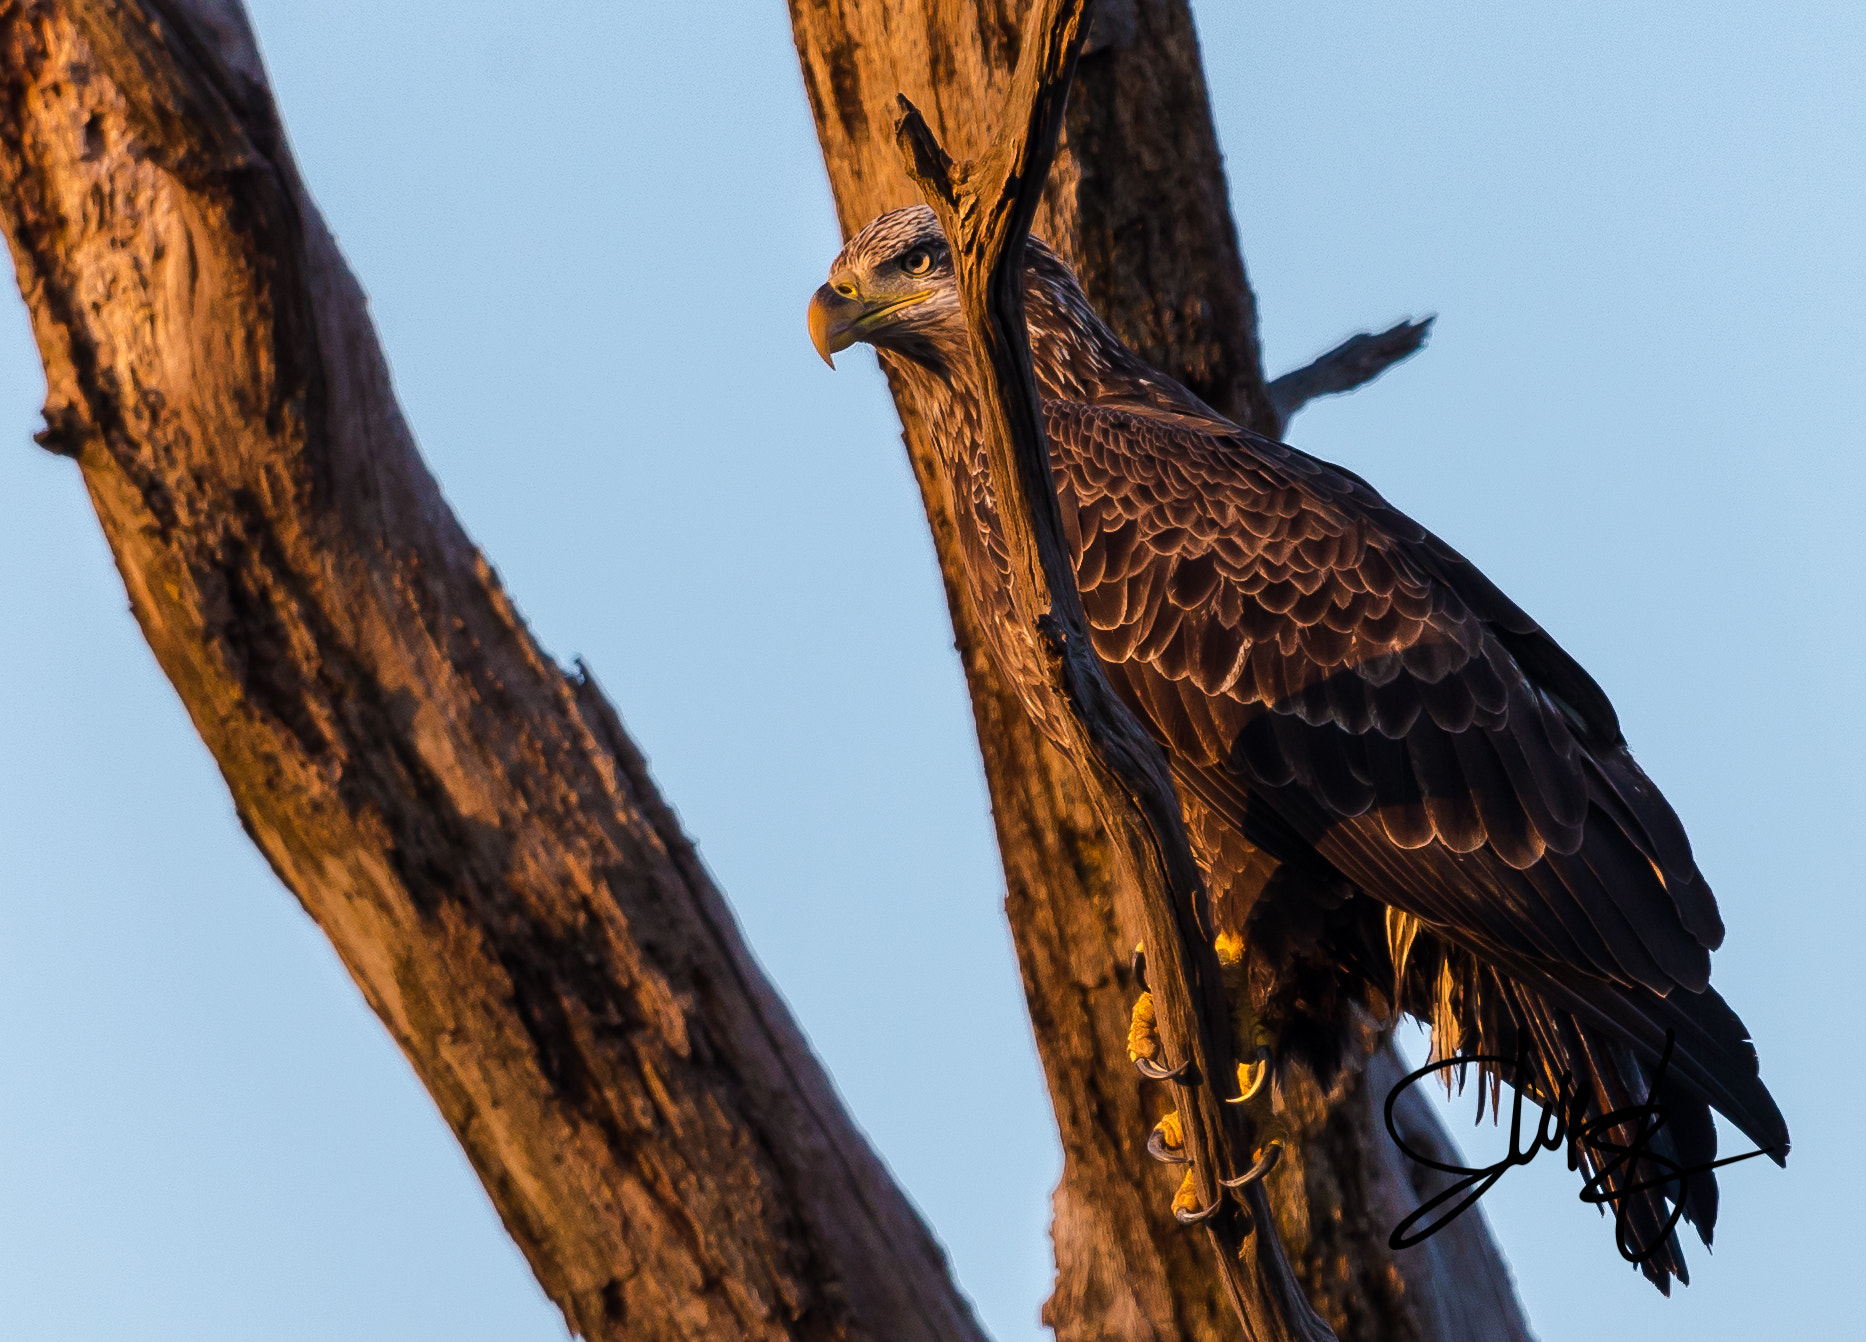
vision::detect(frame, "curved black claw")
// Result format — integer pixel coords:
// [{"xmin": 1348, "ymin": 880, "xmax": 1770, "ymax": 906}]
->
[
  {"xmin": 1224, "ymin": 1046, "xmax": 1273, "ymax": 1105},
  {"xmin": 1219, "ymin": 1140, "xmax": 1284, "ymax": 1189},
  {"xmin": 1146, "ymin": 1128, "xmax": 1189, "ymax": 1164},
  {"xmin": 1174, "ymin": 1195, "xmax": 1227, "ymax": 1226},
  {"xmin": 1130, "ymin": 946, "xmax": 1149, "ymax": 993},
  {"xmin": 1135, "ymin": 1056, "xmax": 1196, "ymax": 1083}
]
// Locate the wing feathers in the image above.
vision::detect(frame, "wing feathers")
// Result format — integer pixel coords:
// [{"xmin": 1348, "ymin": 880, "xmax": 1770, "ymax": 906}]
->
[{"xmin": 1034, "ymin": 398, "xmax": 1781, "ymax": 1277}]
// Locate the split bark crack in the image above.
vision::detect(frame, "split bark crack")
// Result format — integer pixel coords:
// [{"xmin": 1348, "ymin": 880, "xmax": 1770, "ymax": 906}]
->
[{"xmin": 890, "ymin": 3, "xmax": 1334, "ymax": 1337}]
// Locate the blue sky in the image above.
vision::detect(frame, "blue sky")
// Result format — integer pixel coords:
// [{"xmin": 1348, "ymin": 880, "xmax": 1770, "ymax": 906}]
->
[{"xmin": 0, "ymin": 3, "xmax": 1859, "ymax": 1338}]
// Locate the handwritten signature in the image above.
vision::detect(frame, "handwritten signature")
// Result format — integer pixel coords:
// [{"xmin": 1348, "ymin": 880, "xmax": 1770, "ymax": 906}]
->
[{"xmin": 1382, "ymin": 1032, "xmax": 1778, "ymax": 1265}]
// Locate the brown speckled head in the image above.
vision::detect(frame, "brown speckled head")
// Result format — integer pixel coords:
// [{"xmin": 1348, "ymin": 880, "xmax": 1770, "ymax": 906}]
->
[
  {"xmin": 808, "ymin": 207, "xmax": 961, "ymax": 369},
  {"xmin": 828, "ymin": 204, "xmax": 945, "ymax": 276},
  {"xmin": 807, "ymin": 204, "xmax": 1125, "ymax": 386}
]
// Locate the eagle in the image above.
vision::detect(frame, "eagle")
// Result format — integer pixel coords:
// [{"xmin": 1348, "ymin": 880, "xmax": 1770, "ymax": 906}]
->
[{"xmin": 807, "ymin": 204, "xmax": 1786, "ymax": 1290}]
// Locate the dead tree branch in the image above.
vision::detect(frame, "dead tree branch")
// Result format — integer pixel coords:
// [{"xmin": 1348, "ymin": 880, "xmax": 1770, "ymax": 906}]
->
[
  {"xmin": 891, "ymin": 3, "xmax": 1334, "ymax": 1337},
  {"xmin": 0, "ymin": 3, "xmax": 992, "ymax": 1339},
  {"xmin": 1268, "ymin": 318, "xmax": 1435, "ymax": 436}
]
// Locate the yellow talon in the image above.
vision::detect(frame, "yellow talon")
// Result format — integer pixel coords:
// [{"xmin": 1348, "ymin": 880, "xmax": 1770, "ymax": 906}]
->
[
  {"xmin": 1153, "ymin": 1109, "xmax": 1183, "ymax": 1152},
  {"xmin": 1147, "ymin": 1107, "xmax": 1188, "ymax": 1163},
  {"xmin": 1171, "ymin": 1167, "xmax": 1201, "ymax": 1217},
  {"xmin": 1127, "ymin": 990, "xmax": 1160, "ymax": 1064},
  {"xmin": 1214, "ymin": 928, "xmax": 1273, "ymax": 1103},
  {"xmin": 1230, "ymin": 1050, "xmax": 1271, "ymax": 1104}
]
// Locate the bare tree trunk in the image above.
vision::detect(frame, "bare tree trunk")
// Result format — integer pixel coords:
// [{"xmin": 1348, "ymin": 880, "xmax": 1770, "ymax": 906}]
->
[
  {"xmin": 0, "ymin": 4, "xmax": 992, "ymax": 1339},
  {"xmin": 786, "ymin": 3, "xmax": 1533, "ymax": 1339}
]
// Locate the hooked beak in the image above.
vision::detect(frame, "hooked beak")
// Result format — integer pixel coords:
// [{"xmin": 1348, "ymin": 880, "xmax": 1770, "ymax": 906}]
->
[
  {"xmin": 807, "ymin": 282, "xmax": 933, "ymax": 369},
  {"xmin": 807, "ymin": 283, "xmax": 862, "ymax": 368}
]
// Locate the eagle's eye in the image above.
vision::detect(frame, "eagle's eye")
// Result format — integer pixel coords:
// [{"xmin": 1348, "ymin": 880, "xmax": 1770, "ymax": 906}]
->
[{"xmin": 899, "ymin": 247, "xmax": 934, "ymax": 277}]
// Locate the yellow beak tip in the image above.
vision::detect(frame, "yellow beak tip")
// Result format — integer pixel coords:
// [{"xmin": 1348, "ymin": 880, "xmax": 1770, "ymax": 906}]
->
[{"xmin": 807, "ymin": 285, "xmax": 845, "ymax": 370}]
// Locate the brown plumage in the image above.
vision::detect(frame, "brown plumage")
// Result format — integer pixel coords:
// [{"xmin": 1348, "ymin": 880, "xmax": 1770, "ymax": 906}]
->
[{"xmin": 809, "ymin": 205, "xmax": 1786, "ymax": 1291}]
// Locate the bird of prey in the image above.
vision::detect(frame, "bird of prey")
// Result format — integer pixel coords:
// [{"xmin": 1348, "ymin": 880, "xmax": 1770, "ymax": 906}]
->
[{"xmin": 807, "ymin": 204, "xmax": 1786, "ymax": 1290}]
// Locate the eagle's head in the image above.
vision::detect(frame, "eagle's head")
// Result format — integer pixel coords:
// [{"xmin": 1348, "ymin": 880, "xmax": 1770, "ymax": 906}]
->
[
  {"xmin": 807, "ymin": 205, "xmax": 961, "ymax": 369},
  {"xmin": 808, "ymin": 206, "xmax": 1218, "ymax": 427},
  {"xmin": 806, "ymin": 205, "xmax": 1112, "ymax": 376}
]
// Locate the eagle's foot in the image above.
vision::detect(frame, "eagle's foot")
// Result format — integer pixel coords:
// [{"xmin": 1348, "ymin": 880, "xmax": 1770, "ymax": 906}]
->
[
  {"xmin": 1225, "ymin": 1044, "xmax": 1273, "ymax": 1104},
  {"xmin": 1170, "ymin": 1168, "xmax": 1226, "ymax": 1225},
  {"xmin": 1136, "ymin": 1055, "xmax": 1197, "ymax": 1082},
  {"xmin": 1212, "ymin": 931, "xmax": 1278, "ymax": 1109},
  {"xmin": 1147, "ymin": 1110, "xmax": 1189, "ymax": 1163},
  {"xmin": 1126, "ymin": 955, "xmax": 1197, "ymax": 1082},
  {"xmin": 1219, "ymin": 1140, "xmax": 1283, "ymax": 1189},
  {"xmin": 1125, "ymin": 972, "xmax": 1161, "ymax": 1069}
]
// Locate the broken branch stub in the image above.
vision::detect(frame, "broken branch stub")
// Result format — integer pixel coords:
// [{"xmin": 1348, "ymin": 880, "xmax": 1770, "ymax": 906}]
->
[{"xmin": 1268, "ymin": 317, "xmax": 1436, "ymax": 435}]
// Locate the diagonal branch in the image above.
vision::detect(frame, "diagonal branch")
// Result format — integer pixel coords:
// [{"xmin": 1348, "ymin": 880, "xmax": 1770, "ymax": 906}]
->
[
  {"xmin": 1, "ymin": 3, "xmax": 994, "ymax": 1339},
  {"xmin": 1269, "ymin": 317, "xmax": 1434, "ymax": 436},
  {"xmin": 892, "ymin": 3, "xmax": 1334, "ymax": 1337}
]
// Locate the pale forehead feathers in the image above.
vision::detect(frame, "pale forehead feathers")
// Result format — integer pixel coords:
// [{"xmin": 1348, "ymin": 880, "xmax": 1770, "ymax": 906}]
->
[{"xmin": 831, "ymin": 205, "xmax": 945, "ymax": 274}]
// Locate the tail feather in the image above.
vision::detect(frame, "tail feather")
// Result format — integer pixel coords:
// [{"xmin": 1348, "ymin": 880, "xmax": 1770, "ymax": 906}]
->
[{"xmin": 1399, "ymin": 939, "xmax": 1787, "ymax": 1292}]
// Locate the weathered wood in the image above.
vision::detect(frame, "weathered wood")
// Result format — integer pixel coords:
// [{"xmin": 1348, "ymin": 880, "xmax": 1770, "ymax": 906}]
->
[
  {"xmin": 0, "ymin": 4, "xmax": 993, "ymax": 1339},
  {"xmin": 787, "ymin": 2, "xmax": 1533, "ymax": 1338}
]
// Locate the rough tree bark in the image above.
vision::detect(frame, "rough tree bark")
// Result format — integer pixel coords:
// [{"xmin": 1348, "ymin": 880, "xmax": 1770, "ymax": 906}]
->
[
  {"xmin": 787, "ymin": 3, "xmax": 1532, "ymax": 1340},
  {"xmin": 0, "ymin": 4, "xmax": 992, "ymax": 1340}
]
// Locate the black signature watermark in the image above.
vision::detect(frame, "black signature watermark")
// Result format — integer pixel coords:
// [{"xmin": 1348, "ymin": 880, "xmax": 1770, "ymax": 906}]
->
[{"xmin": 1383, "ymin": 1032, "xmax": 1779, "ymax": 1265}]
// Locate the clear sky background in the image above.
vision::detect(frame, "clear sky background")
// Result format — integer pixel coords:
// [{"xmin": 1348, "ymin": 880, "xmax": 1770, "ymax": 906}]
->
[{"xmin": 0, "ymin": 2, "xmax": 1859, "ymax": 1338}]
